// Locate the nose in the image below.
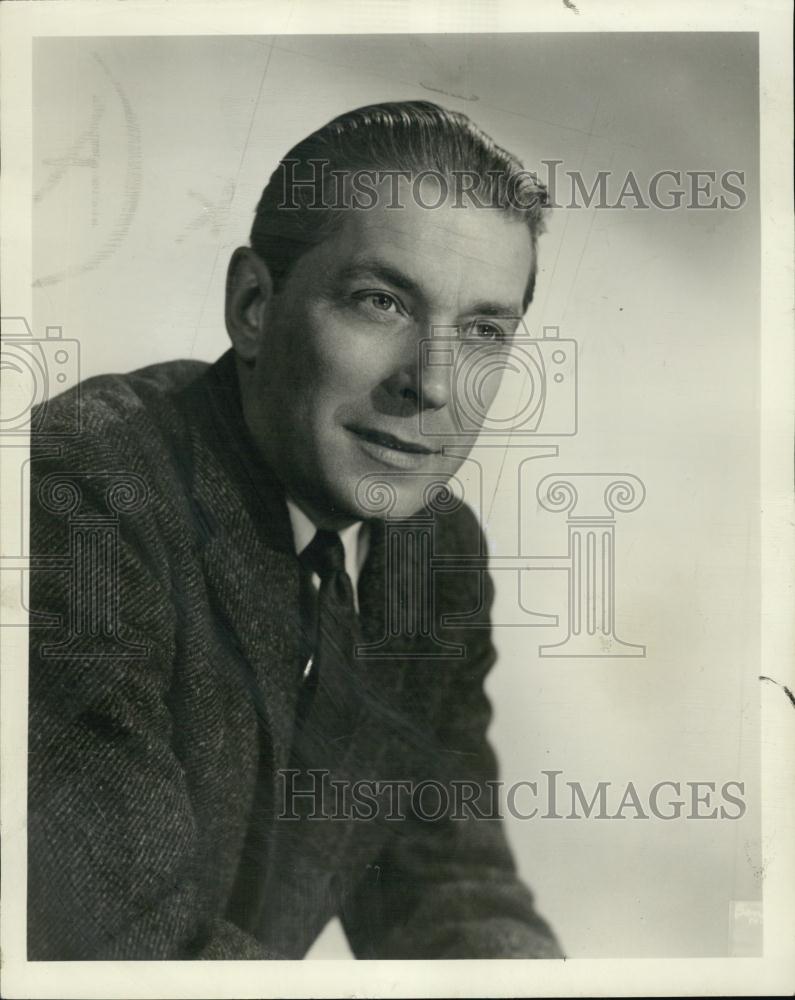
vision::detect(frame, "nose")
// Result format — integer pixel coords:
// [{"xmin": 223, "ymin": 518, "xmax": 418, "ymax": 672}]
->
[{"xmin": 385, "ymin": 342, "xmax": 452, "ymax": 414}]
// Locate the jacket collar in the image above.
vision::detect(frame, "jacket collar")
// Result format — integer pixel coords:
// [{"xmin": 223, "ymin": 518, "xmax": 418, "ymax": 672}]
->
[
  {"xmin": 174, "ymin": 350, "xmax": 303, "ymax": 785},
  {"xmin": 191, "ymin": 349, "xmax": 296, "ymax": 555}
]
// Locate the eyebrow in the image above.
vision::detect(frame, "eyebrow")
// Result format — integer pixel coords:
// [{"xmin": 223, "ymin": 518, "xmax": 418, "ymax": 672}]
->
[
  {"xmin": 337, "ymin": 259, "xmax": 522, "ymax": 319},
  {"xmin": 465, "ymin": 302, "xmax": 522, "ymax": 320},
  {"xmin": 337, "ymin": 261, "xmax": 420, "ymax": 295}
]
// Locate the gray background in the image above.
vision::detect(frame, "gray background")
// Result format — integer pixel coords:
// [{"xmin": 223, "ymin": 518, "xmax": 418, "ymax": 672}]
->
[{"xmin": 32, "ymin": 33, "xmax": 760, "ymax": 957}]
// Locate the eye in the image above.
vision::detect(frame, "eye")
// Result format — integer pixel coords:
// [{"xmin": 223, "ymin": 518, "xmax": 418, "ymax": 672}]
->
[
  {"xmin": 355, "ymin": 290, "xmax": 402, "ymax": 315},
  {"xmin": 471, "ymin": 320, "xmax": 506, "ymax": 342}
]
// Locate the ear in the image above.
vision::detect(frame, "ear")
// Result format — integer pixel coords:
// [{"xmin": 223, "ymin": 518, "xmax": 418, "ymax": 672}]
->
[{"xmin": 225, "ymin": 247, "xmax": 275, "ymax": 364}]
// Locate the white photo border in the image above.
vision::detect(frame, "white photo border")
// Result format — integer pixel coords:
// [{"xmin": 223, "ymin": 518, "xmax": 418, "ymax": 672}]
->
[{"xmin": 1, "ymin": 2, "xmax": 792, "ymax": 997}]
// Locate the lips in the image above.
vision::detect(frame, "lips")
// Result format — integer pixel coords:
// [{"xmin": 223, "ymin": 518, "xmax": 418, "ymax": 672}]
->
[
  {"xmin": 348, "ymin": 426, "xmax": 437, "ymax": 455},
  {"xmin": 346, "ymin": 424, "xmax": 442, "ymax": 471}
]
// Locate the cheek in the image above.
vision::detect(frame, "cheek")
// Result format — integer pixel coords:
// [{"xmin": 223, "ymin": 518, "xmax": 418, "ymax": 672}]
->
[
  {"xmin": 310, "ymin": 309, "xmax": 399, "ymax": 394},
  {"xmin": 482, "ymin": 370, "xmax": 504, "ymax": 408}
]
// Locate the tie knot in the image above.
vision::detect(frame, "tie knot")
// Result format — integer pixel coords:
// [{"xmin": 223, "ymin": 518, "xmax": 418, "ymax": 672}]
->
[{"xmin": 300, "ymin": 529, "xmax": 347, "ymax": 581}]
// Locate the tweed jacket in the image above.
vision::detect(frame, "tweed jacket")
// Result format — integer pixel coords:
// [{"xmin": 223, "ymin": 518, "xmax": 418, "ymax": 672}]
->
[{"xmin": 27, "ymin": 349, "xmax": 562, "ymax": 961}]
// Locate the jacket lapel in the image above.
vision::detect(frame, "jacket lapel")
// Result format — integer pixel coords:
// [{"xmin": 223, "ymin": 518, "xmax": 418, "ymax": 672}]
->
[{"xmin": 175, "ymin": 352, "xmax": 303, "ymax": 791}]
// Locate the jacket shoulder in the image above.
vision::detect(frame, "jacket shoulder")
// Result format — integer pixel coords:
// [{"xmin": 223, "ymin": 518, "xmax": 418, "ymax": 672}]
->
[
  {"xmin": 43, "ymin": 358, "xmax": 206, "ymax": 431},
  {"xmin": 436, "ymin": 496, "xmax": 486, "ymax": 556}
]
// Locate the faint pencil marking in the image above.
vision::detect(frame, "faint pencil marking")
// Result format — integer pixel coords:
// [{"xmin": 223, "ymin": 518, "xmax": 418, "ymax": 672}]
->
[
  {"xmin": 35, "ymin": 95, "xmax": 104, "ymax": 226},
  {"xmin": 34, "ymin": 53, "xmax": 141, "ymax": 288},
  {"xmin": 419, "ymin": 82, "xmax": 479, "ymax": 103},
  {"xmin": 176, "ymin": 180, "xmax": 236, "ymax": 244},
  {"xmin": 188, "ymin": 38, "xmax": 276, "ymax": 356}
]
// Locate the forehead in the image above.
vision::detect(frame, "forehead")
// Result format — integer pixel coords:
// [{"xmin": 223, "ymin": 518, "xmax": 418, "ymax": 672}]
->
[{"xmin": 310, "ymin": 190, "xmax": 534, "ymax": 312}]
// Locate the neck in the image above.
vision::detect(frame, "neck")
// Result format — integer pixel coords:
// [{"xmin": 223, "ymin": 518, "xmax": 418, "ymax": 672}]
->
[{"xmin": 285, "ymin": 491, "xmax": 360, "ymax": 532}]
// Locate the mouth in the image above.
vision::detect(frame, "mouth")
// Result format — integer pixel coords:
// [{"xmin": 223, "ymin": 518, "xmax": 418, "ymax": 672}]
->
[
  {"xmin": 346, "ymin": 425, "xmax": 440, "ymax": 470},
  {"xmin": 348, "ymin": 426, "xmax": 437, "ymax": 455}
]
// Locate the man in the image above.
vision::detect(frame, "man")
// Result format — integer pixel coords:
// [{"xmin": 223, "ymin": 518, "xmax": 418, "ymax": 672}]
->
[{"xmin": 27, "ymin": 101, "xmax": 563, "ymax": 960}]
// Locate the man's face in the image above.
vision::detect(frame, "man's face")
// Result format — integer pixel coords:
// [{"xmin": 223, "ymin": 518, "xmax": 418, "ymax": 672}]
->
[{"xmin": 237, "ymin": 188, "xmax": 534, "ymax": 525}]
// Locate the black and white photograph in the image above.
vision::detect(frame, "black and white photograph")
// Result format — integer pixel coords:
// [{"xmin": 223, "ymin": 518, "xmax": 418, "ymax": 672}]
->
[{"xmin": 1, "ymin": 2, "xmax": 792, "ymax": 998}]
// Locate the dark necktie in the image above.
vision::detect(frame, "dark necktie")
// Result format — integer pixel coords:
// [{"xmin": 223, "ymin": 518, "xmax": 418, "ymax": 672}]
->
[{"xmin": 295, "ymin": 529, "xmax": 360, "ymax": 753}]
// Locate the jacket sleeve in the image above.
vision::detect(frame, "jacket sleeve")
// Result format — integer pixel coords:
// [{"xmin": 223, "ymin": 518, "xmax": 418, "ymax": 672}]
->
[
  {"xmin": 340, "ymin": 512, "xmax": 564, "ymax": 960},
  {"xmin": 26, "ymin": 399, "xmax": 284, "ymax": 961}
]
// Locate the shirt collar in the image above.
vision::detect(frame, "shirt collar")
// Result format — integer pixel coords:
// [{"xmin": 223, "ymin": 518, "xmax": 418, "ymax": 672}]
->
[{"xmin": 285, "ymin": 499, "xmax": 369, "ymax": 597}]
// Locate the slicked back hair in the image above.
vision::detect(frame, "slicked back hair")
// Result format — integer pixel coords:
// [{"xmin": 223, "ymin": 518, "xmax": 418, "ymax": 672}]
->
[{"xmin": 250, "ymin": 101, "xmax": 549, "ymax": 311}]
